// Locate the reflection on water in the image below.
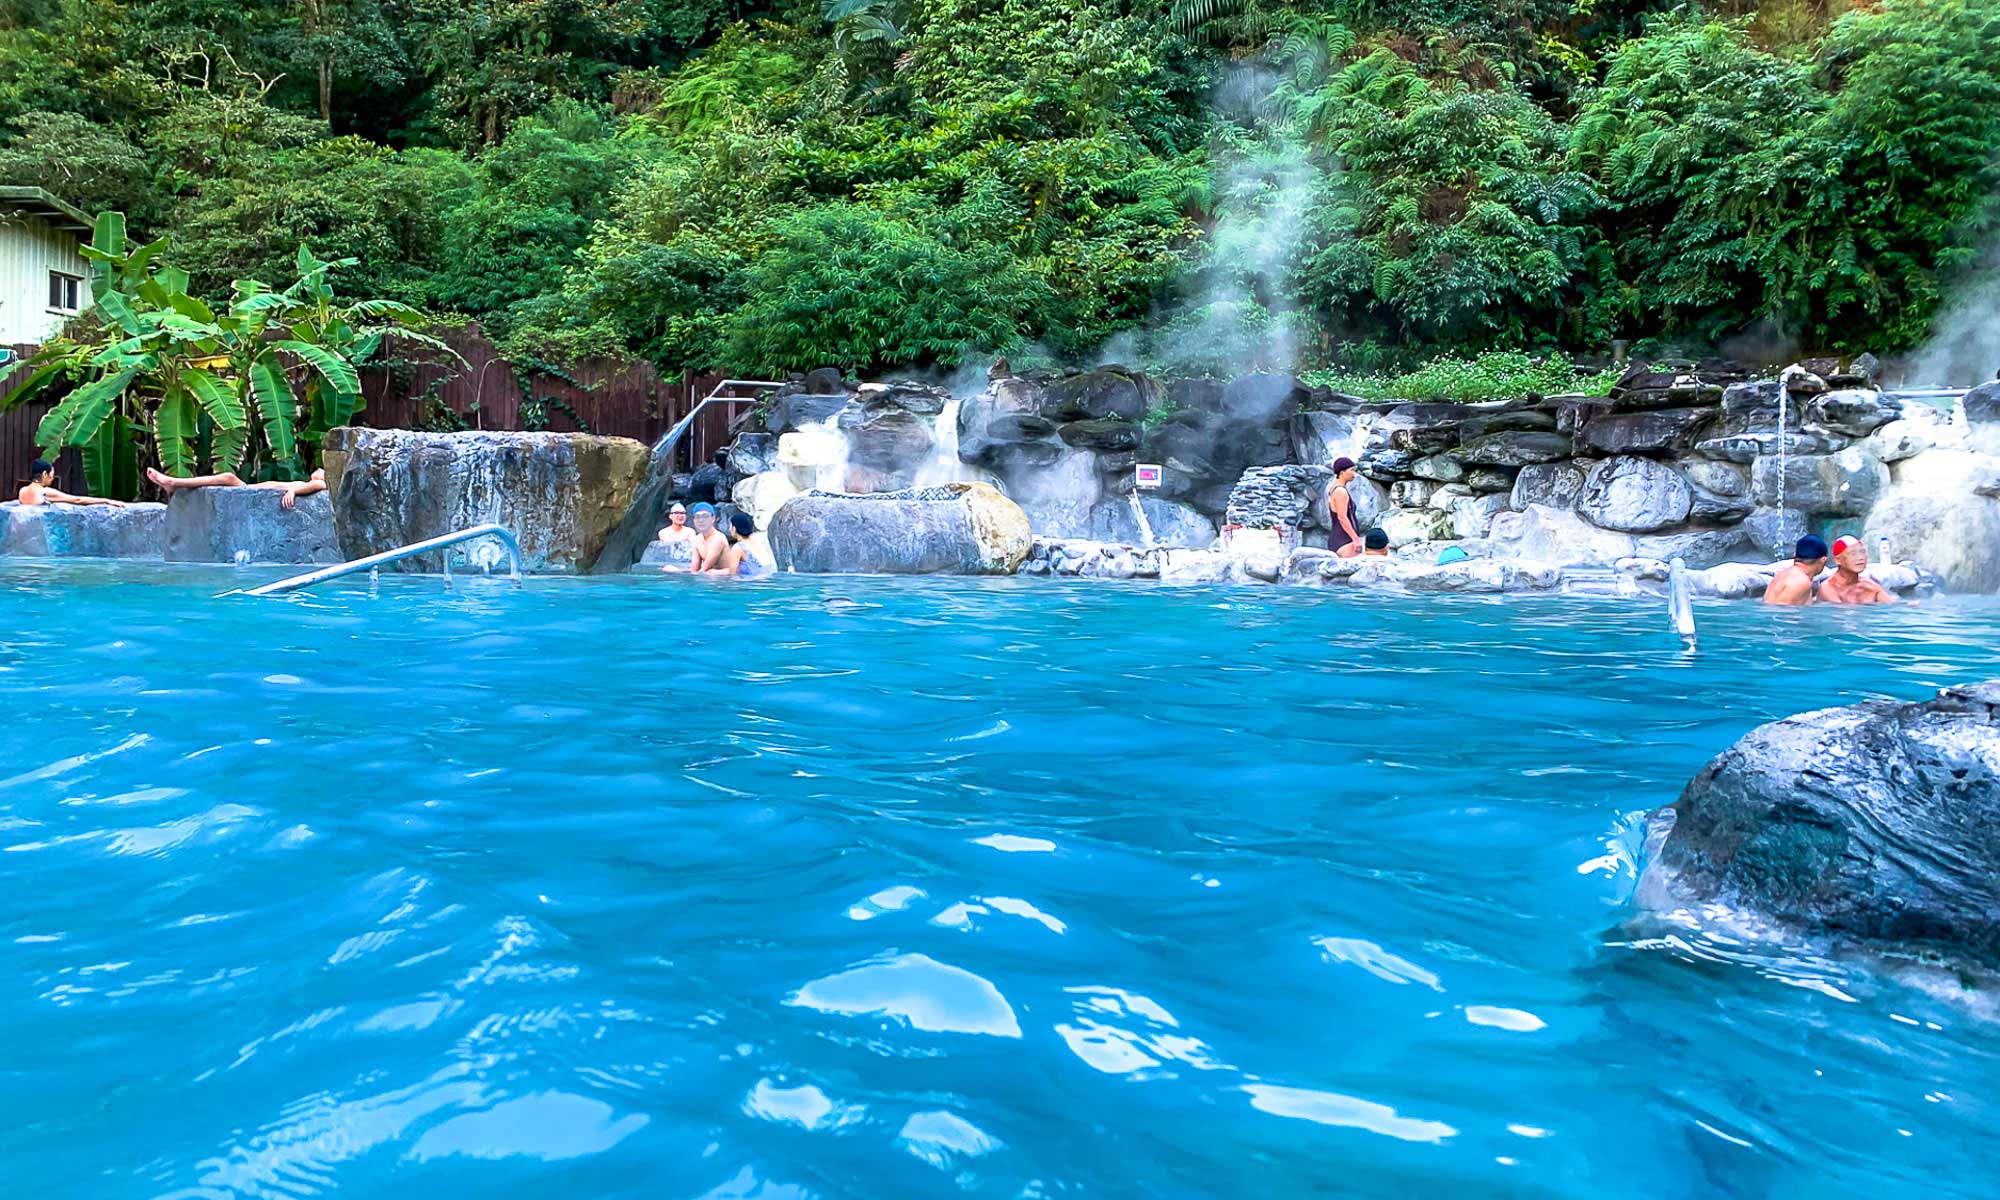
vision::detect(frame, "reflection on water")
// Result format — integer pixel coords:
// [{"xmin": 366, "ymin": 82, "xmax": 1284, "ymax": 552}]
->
[{"xmin": 1, "ymin": 562, "xmax": 1996, "ymax": 1198}]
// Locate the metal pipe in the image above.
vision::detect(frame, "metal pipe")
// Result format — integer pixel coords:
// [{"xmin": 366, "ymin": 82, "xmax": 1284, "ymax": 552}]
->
[{"xmin": 241, "ymin": 523, "xmax": 523, "ymax": 596}]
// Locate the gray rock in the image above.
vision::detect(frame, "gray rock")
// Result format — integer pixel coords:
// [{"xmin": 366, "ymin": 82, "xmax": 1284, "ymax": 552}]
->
[
  {"xmin": 843, "ymin": 408, "xmax": 934, "ymax": 476},
  {"xmin": 1347, "ymin": 474, "xmax": 1387, "ymax": 531},
  {"xmin": 1682, "ymin": 459, "xmax": 1754, "ymax": 524},
  {"xmin": 1456, "ymin": 431, "xmax": 1573, "ymax": 466},
  {"xmin": 1358, "ymin": 447, "xmax": 1420, "ymax": 480},
  {"xmin": 1750, "ymin": 448, "xmax": 1889, "ymax": 516},
  {"xmin": 1807, "ymin": 388, "xmax": 1902, "ymax": 437},
  {"xmin": 765, "ymin": 390, "xmax": 854, "ymax": 435},
  {"xmin": 1626, "ymin": 526, "xmax": 1751, "ymax": 569},
  {"xmin": 1637, "ymin": 682, "xmax": 2000, "ymax": 970},
  {"xmin": 857, "ymin": 379, "xmax": 951, "ymax": 416},
  {"xmin": 1510, "ymin": 462, "xmax": 1585, "ymax": 511},
  {"xmin": 1044, "ymin": 369, "xmax": 1154, "ymax": 422},
  {"xmin": 1377, "ymin": 402, "xmax": 1473, "ymax": 454},
  {"xmin": 1392, "ymin": 478, "xmax": 1440, "ymax": 506},
  {"xmin": 1576, "ymin": 456, "xmax": 1692, "ymax": 533},
  {"xmin": 1378, "ymin": 506, "xmax": 1452, "ymax": 545},
  {"xmin": 1089, "ymin": 496, "xmax": 1217, "ymax": 549},
  {"xmin": 1290, "ymin": 409, "xmax": 1356, "ymax": 466},
  {"xmin": 1963, "ymin": 380, "xmax": 2000, "ymax": 426},
  {"xmin": 1861, "ymin": 417, "xmax": 1940, "ymax": 464},
  {"xmin": 1458, "ymin": 406, "xmax": 1556, "ymax": 441},
  {"xmin": 724, "ymin": 432, "xmax": 780, "ymax": 477},
  {"xmin": 1780, "ymin": 366, "xmax": 1829, "ymax": 396},
  {"xmin": 1866, "ymin": 450, "xmax": 2000, "ymax": 592},
  {"xmin": 769, "ymin": 483, "xmax": 1032, "ymax": 574},
  {"xmin": 1225, "ymin": 465, "xmax": 1330, "ymax": 529},
  {"xmin": 1574, "ymin": 408, "xmax": 1715, "ymax": 456},
  {"xmin": 0, "ymin": 501, "xmax": 165, "ymax": 558},
  {"xmin": 324, "ymin": 428, "xmax": 651, "ymax": 573},
  {"xmin": 1058, "ymin": 418, "xmax": 1142, "ymax": 453},
  {"xmin": 1448, "ymin": 493, "xmax": 1509, "ymax": 539},
  {"xmin": 1742, "ymin": 507, "xmax": 1811, "ymax": 558},
  {"xmin": 1464, "ymin": 467, "xmax": 1516, "ymax": 494},
  {"xmin": 1487, "ymin": 504, "xmax": 1637, "ymax": 567},
  {"xmin": 164, "ymin": 487, "xmax": 340, "ymax": 565},
  {"xmin": 1720, "ymin": 380, "xmax": 1781, "ymax": 417},
  {"xmin": 803, "ymin": 366, "xmax": 848, "ymax": 395},
  {"xmin": 1693, "ymin": 431, "xmax": 1844, "ymax": 463},
  {"xmin": 1410, "ymin": 454, "xmax": 1465, "ymax": 482},
  {"xmin": 1426, "ymin": 483, "xmax": 1475, "ymax": 511}
]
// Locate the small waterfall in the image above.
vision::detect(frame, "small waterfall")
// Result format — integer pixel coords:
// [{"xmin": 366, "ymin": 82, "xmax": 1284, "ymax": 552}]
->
[
  {"xmin": 913, "ymin": 399, "xmax": 980, "ymax": 488},
  {"xmin": 1776, "ymin": 367, "xmax": 1798, "ymax": 512},
  {"xmin": 1127, "ymin": 493, "xmax": 1157, "ymax": 549}
]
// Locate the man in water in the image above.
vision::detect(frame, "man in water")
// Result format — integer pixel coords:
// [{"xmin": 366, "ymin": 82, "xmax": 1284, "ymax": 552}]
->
[
  {"xmin": 1362, "ymin": 528, "xmax": 1391, "ymax": 557},
  {"xmin": 686, "ymin": 502, "xmax": 729, "ymax": 573},
  {"xmin": 1818, "ymin": 536, "xmax": 1896, "ymax": 605},
  {"xmin": 146, "ymin": 466, "xmax": 326, "ymax": 511},
  {"xmin": 1324, "ymin": 457, "xmax": 1364, "ymax": 557},
  {"xmin": 1762, "ymin": 535, "xmax": 1829, "ymax": 606},
  {"xmin": 712, "ymin": 511, "xmax": 770, "ymax": 578},
  {"xmin": 17, "ymin": 459, "xmax": 124, "ymax": 507},
  {"xmin": 655, "ymin": 502, "xmax": 699, "ymax": 571}
]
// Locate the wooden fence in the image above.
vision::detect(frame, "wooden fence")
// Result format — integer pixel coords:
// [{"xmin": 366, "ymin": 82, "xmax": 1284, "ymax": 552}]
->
[{"xmin": 0, "ymin": 328, "xmax": 754, "ymax": 494}]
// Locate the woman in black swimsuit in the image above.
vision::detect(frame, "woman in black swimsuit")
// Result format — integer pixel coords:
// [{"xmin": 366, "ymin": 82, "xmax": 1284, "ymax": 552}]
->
[{"xmin": 1324, "ymin": 456, "xmax": 1363, "ymax": 556}]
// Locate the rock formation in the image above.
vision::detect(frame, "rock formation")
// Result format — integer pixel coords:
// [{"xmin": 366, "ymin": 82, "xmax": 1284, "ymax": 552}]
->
[
  {"xmin": 1638, "ymin": 683, "xmax": 2000, "ymax": 970},
  {"xmin": 1, "ymin": 501, "xmax": 164, "ymax": 558},
  {"xmin": 163, "ymin": 487, "xmax": 340, "ymax": 564},
  {"xmin": 767, "ymin": 483, "xmax": 1032, "ymax": 575}
]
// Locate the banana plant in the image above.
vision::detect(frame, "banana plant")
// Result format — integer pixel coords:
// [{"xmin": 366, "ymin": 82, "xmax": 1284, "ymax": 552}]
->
[{"xmin": 1, "ymin": 212, "xmax": 455, "ymax": 497}]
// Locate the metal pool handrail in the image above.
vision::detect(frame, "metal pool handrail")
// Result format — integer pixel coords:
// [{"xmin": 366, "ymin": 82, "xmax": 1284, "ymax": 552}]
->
[
  {"xmin": 241, "ymin": 523, "xmax": 523, "ymax": 596},
  {"xmin": 1668, "ymin": 556, "xmax": 1697, "ymax": 649}
]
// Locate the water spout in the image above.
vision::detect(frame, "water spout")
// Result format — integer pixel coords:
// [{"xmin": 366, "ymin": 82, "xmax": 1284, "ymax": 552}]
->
[{"xmin": 1127, "ymin": 492, "xmax": 1157, "ymax": 550}]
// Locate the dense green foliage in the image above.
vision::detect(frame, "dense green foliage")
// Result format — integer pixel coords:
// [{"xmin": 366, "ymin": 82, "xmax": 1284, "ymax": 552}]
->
[{"xmin": 4, "ymin": 0, "xmax": 1998, "ymax": 377}]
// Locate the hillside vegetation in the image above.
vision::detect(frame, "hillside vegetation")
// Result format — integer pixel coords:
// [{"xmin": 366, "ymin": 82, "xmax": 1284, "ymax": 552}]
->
[{"xmin": 3, "ymin": 0, "xmax": 1996, "ymax": 377}]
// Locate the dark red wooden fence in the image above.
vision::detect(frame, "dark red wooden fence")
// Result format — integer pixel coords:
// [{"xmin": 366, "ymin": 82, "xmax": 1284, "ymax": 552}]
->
[{"xmin": 0, "ymin": 327, "xmax": 753, "ymax": 494}]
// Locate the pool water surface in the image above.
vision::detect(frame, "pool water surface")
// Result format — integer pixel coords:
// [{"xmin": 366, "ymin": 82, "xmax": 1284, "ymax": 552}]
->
[{"xmin": 2, "ymin": 563, "xmax": 1995, "ymax": 1198}]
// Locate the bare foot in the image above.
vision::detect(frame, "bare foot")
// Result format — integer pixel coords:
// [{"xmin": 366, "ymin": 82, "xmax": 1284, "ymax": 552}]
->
[{"xmin": 145, "ymin": 467, "xmax": 176, "ymax": 494}]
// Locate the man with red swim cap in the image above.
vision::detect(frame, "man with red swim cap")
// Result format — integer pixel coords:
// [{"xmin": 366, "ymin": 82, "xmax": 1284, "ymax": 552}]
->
[{"xmin": 1819, "ymin": 535, "xmax": 1896, "ymax": 605}]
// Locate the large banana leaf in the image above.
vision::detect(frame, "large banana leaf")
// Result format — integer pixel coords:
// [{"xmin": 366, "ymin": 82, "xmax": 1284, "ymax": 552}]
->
[
  {"xmin": 95, "ymin": 291, "xmax": 143, "ymax": 336},
  {"xmin": 273, "ymin": 340, "xmax": 363, "ymax": 437},
  {"xmin": 1, "ymin": 358, "xmax": 74, "ymax": 411},
  {"xmin": 34, "ymin": 366, "xmax": 137, "ymax": 449},
  {"xmin": 154, "ymin": 386, "xmax": 198, "ymax": 476},
  {"xmin": 81, "ymin": 412, "xmax": 139, "ymax": 499},
  {"xmin": 183, "ymin": 367, "xmax": 246, "ymax": 433},
  {"xmin": 249, "ymin": 357, "xmax": 297, "ymax": 463}
]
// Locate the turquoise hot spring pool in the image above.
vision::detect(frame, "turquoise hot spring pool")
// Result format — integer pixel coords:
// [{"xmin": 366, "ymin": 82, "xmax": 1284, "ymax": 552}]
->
[{"xmin": 1, "ymin": 562, "xmax": 1996, "ymax": 1198}]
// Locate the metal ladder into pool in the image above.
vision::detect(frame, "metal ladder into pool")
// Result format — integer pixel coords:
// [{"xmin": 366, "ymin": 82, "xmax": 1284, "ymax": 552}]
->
[{"xmin": 238, "ymin": 523, "xmax": 524, "ymax": 597}]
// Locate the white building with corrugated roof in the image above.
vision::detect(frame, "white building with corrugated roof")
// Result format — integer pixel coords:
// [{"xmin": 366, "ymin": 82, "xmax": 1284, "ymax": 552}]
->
[{"xmin": 0, "ymin": 186, "xmax": 91, "ymax": 346}]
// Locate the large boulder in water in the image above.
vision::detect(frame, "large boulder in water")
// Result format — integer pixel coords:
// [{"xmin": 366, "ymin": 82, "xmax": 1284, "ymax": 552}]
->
[
  {"xmin": 1638, "ymin": 683, "xmax": 2000, "ymax": 970},
  {"xmin": 164, "ymin": 486, "xmax": 340, "ymax": 564},
  {"xmin": 1864, "ymin": 449, "xmax": 2000, "ymax": 592},
  {"xmin": 1, "ymin": 500, "xmax": 164, "ymax": 558},
  {"xmin": 322, "ymin": 428, "xmax": 649, "ymax": 573},
  {"xmin": 768, "ymin": 483, "xmax": 1031, "ymax": 575}
]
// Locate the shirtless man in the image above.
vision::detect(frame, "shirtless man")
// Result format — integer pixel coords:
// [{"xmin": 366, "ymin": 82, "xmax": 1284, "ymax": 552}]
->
[
  {"xmin": 686, "ymin": 503, "xmax": 729, "ymax": 573},
  {"xmin": 1361, "ymin": 528, "xmax": 1390, "ymax": 557},
  {"xmin": 146, "ymin": 466, "xmax": 326, "ymax": 511},
  {"xmin": 1762, "ymin": 535, "xmax": 1828, "ymax": 606},
  {"xmin": 1818, "ymin": 536, "xmax": 1896, "ymax": 605},
  {"xmin": 17, "ymin": 459, "xmax": 124, "ymax": 507},
  {"xmin": 655, "ymin": 502, "xmax": 700, "ymax": 571}
]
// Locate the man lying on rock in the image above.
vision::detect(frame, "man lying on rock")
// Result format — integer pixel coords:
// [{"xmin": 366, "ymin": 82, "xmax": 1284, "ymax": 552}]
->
[
  {"xmin": 1818, "ymin": 536, "xmax": 1897, "ymax": 605},
  {"xmin": 17, "ymin": 458, "xmax": 125, "ymax": 507},
  {"xmin": 145, "ymin": 466, "xmax": 326, "ymax": 510}
]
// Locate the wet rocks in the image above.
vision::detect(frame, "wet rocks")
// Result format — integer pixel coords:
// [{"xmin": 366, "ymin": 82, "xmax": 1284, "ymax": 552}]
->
[
  {"xmin": 323, "ymin": 428, "xmax": 650, "ymax": 573},
  {"xmin": 1638, "ymin": 682, "xmax": 2000, "ymax": 970},
  {"xmin": 1749, "ymin": 448, "xmax": 1889, "ymax": 516},
  {"xmin": 1963, "ymin": 380, "xmax": 2000, "ymax": 426},
  {"xmin": 857, "ymin": 379, "xmax": 951, "ymax": 416},
  {"xmin": 768, "ymin": 483, "xmax": 1032, "ymax": 575},
  {"xmin": 1455, "ymin": 430, "xmax": 1572, "ymax": 466},
  {"xmin": 1691, "ymin": 431, "xmax": 1844, "ymax": 464},
  {"xmin": 765, "ymin": 390, "xmax": 854, "ymax": 435},
  {"xmin": 164, "ymin": 487, "xmax": 340, "ymax": 565},
  {"xmin": 1487, "ymin": 504, "xmax": 1639, "ymax": 567},
  {"xmin": 1742, "ymin": 507, "xmax": 1810, "ymax": 558},
  {"xmin": 842, "ymin": 408, "xmax": 934, "ymax": 477},
  {"xmin": 1865, "ymin": 450, "xmax": 2000, "ymax": 592},
  {"xmin": 1290, "ymin": 409, "xmax": 1357, "ymax": 466},
  {"xmin": 1576, "ymin": 456, "xmax": 1693, "ymax": 533},
  {"xmin": 1807, "ymin": 389, "xmax": 1902, "ymax": 438},
  {"xmin": 1042, "ymin": 369, "xmax": 1153, "ymax": 422},
  {"xmin": 1, "ymin": 500, "xmax": 164, "ymax": 558},
  {"xmin": 1510, "ymin": 462, "xmax": 1586, "ymax": 511},
  {"xmin": 1089, "ymin": 496, "xmax": 1217, "ymax": 549},
  {"xmin": 1058, "ymin": 418, "xmax": 1143, "ymax": 453},
  {"xmin": 1574, "ymin": 408, "xmax": 1715, "ymax": 456},
  {"xmin": 1682, "ymin": 459, "xmax": 1754, "ymax": 524},
  {"xmin": 1225, "ymin": 465, "xmax": 1329, "ymax": 530}
]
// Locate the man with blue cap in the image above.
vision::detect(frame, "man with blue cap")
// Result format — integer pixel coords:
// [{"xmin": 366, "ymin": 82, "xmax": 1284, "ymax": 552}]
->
[{"xmin": 1762, "ymin": 535, "xmax": 1828, "ymax": 606}]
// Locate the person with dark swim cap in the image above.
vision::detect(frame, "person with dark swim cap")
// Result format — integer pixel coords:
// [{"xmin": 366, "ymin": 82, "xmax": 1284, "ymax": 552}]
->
[
  {"xmin": 714, "ymin": 510, "xmax": 771, "ymax": 578},
  {"xmin": 1762, "ymin": 534, "xmax": 1828, "ymax": 606},
  {"xmin": 1819, "ymin": 535, "xmax": 1896, "ymax": 605},
  {"xmin": 686, "ymin": 502, "xmax": 729, "ymax": 573},
  {"xmin": 1325, "ymin": 457, "xmax": 1364, "ymax": 558},
  {"xmin": 1362, "ymin": 528, "xmax": 1390, "ymax": 556},
  {"xmin": 18, "ymin": 459, "xmax": 124, "ymax": 507}
]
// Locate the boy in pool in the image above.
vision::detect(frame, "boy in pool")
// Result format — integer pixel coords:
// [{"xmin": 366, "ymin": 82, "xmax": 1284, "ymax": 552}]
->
[
  {"xmin": 686, "ymin": 502, "xmax": 729, "ymax": 573},
  {"xmin": 1762, "ymin": 535, "xmax": 1829, "ymax": 606},
  {"xmin": 17, "ymin": 459, "xmax": 124, "ymax": 507},
  {"xmin": 1818, "ymin": 536, "xmax": 1896, "ymax": 605},
  {"xmin": 655, "ymin": 502, "xmax": 699, "ymax": 571},
  {"xmin": 145, "ymin": 466, "xmax": 326, "ymax": 511}
]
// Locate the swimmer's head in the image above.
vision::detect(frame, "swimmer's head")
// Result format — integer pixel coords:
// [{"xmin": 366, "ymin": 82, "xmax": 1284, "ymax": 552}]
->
[
  {"xmin": 27, "ymin": 458, "xmax": 53, "ymax": 485},
  {"xmin": 1364, "ymin": 528, "xmax": 1389, "ymax": 551},
  {"xmin": 1794, "ymin": 534, "xmax": 1829, "ymax": 566},
  {"xmin": 728, "ymin": 511, "xmax": 754, "ymax": 540},
  {"xmin": 1831, "ymin": 535, "xmax": 1867, "ymax": 571}
]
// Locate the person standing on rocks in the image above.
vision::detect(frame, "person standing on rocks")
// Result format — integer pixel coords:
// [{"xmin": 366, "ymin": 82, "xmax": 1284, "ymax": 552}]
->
[
  {"xmin": 1818, "ymin": 536, "xmax": 1896, "ymax": 605},
  {"xmin": 686, "ymin": 502, "xmax": 729, "ymax": 573},
  {"xmin": 1324, "ymin": 457, "xmax": 1364, "ymax": 557},
  {"xmin": 1762, "ymin": 535, "xmax": 1829, "ymax": 606}
]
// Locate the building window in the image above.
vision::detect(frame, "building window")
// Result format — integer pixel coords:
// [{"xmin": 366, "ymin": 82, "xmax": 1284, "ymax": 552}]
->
[{"xmin": 48, "ymin": 271, "xmax": 81, "ymax": 313}]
